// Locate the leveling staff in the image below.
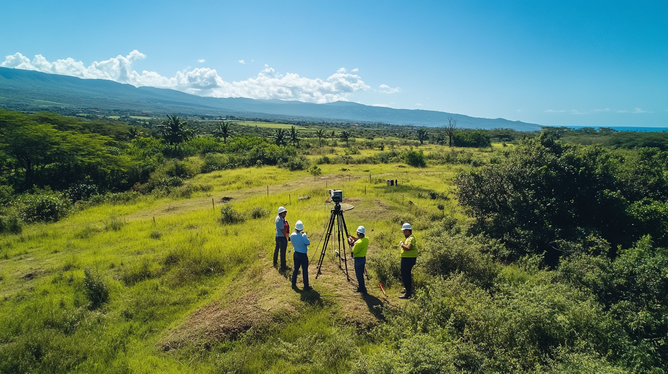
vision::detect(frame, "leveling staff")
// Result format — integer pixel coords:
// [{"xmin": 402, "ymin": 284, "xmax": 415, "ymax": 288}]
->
[{"xmin": 348, "ymin": 226, "xmax": 368, "ymax": 295}]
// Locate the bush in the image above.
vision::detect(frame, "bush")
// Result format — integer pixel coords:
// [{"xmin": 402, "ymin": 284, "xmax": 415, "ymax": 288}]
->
[
  {"xmin": 66, "ymin": 184, "xmax": 99, "ymax": 203},
  {"xmin": 219, "ymin": 205, "xmax": 245, "ymax": 225},
  {"xmin": 0, "ymin": 214, "xmax": 22, "ymax": 235},
  {"xmin": 201, "ymin": 152, "xmax": 230, "ymax": 173},
  {"xmin": 420, "ymin": 231, "xmax": 501, "ymax": 289},
  {"xmin": 280, "ymin": 156, "xmax": 309, "ymax": 171},
  {"xmin": 403, "ymin": 150, "xmax": 426, "ymax": 167},
  {"xmin": 0, "ymin": 185, "xmax": 14, "ymax": 205},
  {"xmin": 250, "ymin": 206, "xmax": 270, "ymax": 219},
  {"xmin": 14, "ymin": 192, "xmax": 72, "ymax": 223},
  {"xmin": 83, "ymin": 267, "xmax": 109, "ymax": 309}
]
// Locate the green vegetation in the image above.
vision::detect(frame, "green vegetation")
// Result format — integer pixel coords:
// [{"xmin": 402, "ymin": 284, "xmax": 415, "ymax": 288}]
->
[{"xmin": 1, "ymin": 109, "xmax": 668, "ymax": 373}]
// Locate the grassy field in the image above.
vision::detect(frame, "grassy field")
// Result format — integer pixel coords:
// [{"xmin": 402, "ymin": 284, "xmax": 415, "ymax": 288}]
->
[
  {"xmin": 233, "ymin": 120, "xmax": 305, "ymax": 129},
  {"xmin": 0, "ymin": 147, "xmax": 470, "ymax": 373}
]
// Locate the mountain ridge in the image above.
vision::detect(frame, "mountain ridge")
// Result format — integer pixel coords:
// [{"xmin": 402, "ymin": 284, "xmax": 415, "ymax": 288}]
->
[{"xmin": 0, "ymin": 67, "xmax": 543, "ymax": 131}]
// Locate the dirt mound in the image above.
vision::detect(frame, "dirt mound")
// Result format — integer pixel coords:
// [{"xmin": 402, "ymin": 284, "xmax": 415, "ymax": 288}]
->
[{"xmin": 160, "ymin": 290, "xmax": 285, "ymax": 351}]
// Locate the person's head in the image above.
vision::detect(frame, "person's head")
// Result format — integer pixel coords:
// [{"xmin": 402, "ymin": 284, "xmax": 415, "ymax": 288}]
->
[
  {"xmin": 401, "ymin": 222, "xmax": 412, "ymax": 237},
  {"xmin": 278, "ymin": 206, "xmax": 287, "ymax": 218},
  {"xmin": 295, "ymin": 220, "xmax": 304, "ymax": 232},
  {"xmin": 357, "ymin": 226, "xmax": 366, "ymax": 238}
]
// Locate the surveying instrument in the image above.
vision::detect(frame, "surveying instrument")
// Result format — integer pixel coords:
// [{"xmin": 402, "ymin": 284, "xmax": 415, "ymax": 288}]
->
[{"xmin": 314, "ymin": 189, "xmax": 352, "ymax": 280}]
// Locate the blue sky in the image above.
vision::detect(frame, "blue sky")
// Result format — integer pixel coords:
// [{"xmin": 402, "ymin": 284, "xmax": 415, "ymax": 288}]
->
[{"xmin": 1, "ymin": 0, "xmax": 666, "ymax": 127}]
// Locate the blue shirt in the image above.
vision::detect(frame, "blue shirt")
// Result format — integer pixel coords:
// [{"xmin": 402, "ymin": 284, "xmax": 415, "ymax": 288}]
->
[
  {"xmin": 275, "ymin": 215, "xmax": 286, "ymax": 237},
  {"xmin": 290, "ymin": 231, "xmax": 311, "ymax": 253}
]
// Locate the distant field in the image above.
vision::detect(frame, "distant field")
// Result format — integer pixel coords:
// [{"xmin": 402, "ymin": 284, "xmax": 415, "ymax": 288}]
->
[
  {"xmin": 33, "ymin": 99, "xmax": 64, "ymax": 106},
  {"xmin": 106, "ymin": 115, "xmax": 153, "ymax": 120},
  {"xmin": 234, "ymin": 120, "xmax": 304, "ymax": 129}
]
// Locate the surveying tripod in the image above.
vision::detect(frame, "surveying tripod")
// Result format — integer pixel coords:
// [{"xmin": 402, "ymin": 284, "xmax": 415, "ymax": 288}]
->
[{"xmin": 314, "ymin": 202, "xmax": 351, "ymax": 281}]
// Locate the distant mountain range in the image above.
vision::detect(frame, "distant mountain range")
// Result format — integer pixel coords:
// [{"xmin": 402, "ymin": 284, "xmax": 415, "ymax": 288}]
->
[{"xmin": 0, "ymin": 67, "xmax": 543, "ymax": 131}]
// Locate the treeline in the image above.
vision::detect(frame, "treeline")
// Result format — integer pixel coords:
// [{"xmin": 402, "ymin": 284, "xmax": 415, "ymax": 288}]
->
[
  {"xmin": 545, "ymin": 125, "xmax": 668, "ymax": 150},
  {"xmin": 359, "ymin": 136, "xmax": 668, "ymax": 372},
  {"xmin": 398, "ymin": 135, "xmax": 668, "ymax": 371}
]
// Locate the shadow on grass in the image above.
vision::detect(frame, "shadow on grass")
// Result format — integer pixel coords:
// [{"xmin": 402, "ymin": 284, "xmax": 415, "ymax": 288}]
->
[
  {"xmin": 292, "ymin": 284, "xmax": 322, "ymax": 305},
  {"xmin": 361, "ymin": 292, "xmax": 385, "ymax": 320}
]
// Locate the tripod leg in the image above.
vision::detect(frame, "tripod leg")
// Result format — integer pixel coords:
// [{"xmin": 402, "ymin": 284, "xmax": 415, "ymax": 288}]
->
[
  {"xmin": 315, "ymin": 210, "xmax": 336, "ymax": 279},
  {"xmin": 337, "ymin": 211, "xmax": 351, "ymax": 282}
]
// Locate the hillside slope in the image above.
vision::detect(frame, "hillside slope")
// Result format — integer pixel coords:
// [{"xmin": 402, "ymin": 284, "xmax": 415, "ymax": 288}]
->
[{"xmin": 0, "ymin": 67, "xmax": 542, "ymax": 130}]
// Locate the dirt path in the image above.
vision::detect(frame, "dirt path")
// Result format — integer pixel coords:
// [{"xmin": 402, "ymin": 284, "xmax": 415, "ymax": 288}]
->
[{"xmin": 126, "ymin": 173, "xmax": 360, "ymax": 222}]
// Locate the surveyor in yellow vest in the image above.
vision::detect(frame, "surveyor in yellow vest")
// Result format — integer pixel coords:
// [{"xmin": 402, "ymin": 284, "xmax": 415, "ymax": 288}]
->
[
  {"xmin": 399, "ymin": 222, "xmax": 417, "ymax": 299},
  {"xmin": 348, "ymin": 226, "xmax": 369, "ymax": 295}
]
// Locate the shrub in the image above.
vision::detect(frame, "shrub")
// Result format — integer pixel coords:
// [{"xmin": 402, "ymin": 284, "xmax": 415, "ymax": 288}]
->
[
  {"xmin": 219, "ymin": 205, "xmax": 245, "ymax": 225},
  {"xmin": 14, "ymin": 192, "xmax": 72, "ymax": 223},
  {"xmin": 403, "ymin": 150, "xmax": 426, "ymax": 167},
  {"xmin": 66, "ymin": 184, "xmax": 99, "ymax": 203},
  {"xmin": 104, "ymin": 216, "xmax": 124, "ymax": 231},
  {"xmin": 0, "ymin": 185, "xmax": 14, "ymax": 205},
  {"xmin": 250, "ymin": 206, "xmax": 270, "ymax": 219},
  {"xmin": 281, "ymin": 156, "xmax": 309, "ymax": 171},
  {"xmin": 83, "ymin": 267, "xmax": 109, "ymax": 309},
  {"xmin": 0, "ymin": 214, "xmax": 22, "ymax": 235},
  {"xmin": 201, "ymin": 152, "xmax": 230, "ymax": 173}
]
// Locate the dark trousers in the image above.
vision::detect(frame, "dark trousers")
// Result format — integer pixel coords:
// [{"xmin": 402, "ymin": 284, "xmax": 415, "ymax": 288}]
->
[
  {"xmin": 401, "ymin": 257, "xmax": 416, "ymax": 296},
  {"xmin": 354, "ymin": 257, "xmax": 367, "ymax": 293},
  {"xmin": 274, "ymin": 236, "xmax": 287, "ymax": 268},
  {"xmin": 292, "ymin": 251, "xmax": 309, "ymax": 287}
]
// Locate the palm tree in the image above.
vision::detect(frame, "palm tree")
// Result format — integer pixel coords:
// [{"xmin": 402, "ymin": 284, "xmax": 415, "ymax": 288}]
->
[
  {"xmin": 157, "ymin": 114, "xmax": 196, "ymax": 145},
  {"xmin": 214, "ymin": 121, "xmax": 231, "ymax": 143},
  {"xmin": 416, "ymin": 129, "xmax": 429, "ymax": 145},
  {"xmin": 340, "ymin": 130, "xmax": 351, "ymax": 147},
  {"xmin": 315, "ymin": 128, "xmax": 325, "ymax": 147},
  {"xmin": 274, "ymin": 128, "xmax": 287, "ymax": 146},
  {"xmin": 289, "ymin": 126, "xmax": 299, "ymax": 147}
]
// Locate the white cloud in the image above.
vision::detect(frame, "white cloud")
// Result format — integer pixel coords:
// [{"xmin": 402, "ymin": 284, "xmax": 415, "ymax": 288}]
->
[
  {"xmin": 352, "ymin": 68, "xmax": 358, "ymax": 72},
  {"xmin": 545, "ymin": 109, "xmax": 567, "ymax": 113},
  {"xmin": 617, "ymin": 108, "xmax": 651, "ymax": 114},
  {"xmin": 198, "ymin": 59, "xmax": 206, "ymax": 63},
  {"xmin": 416, "ymin": 103, "xmax": 423, "ymax": 106},
  {"xmin": 239, "ymin": 59, "xmax": 245, "ymax": 64},
  {"xmin": 1, "ymin": 51, "xmax": 370, "ymax": 104},
  {"xmin": 377, "ymin": 84, "xmax": 401, "ymax": 94}
]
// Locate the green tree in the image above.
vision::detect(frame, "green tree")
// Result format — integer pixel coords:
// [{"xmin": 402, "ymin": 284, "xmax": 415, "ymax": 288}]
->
[
  {"xmin": 289, "ymin": 126, "xmax": 299, "ymax": 147},
  {"xmin": 339, "ymin": 130, "xmax": 351, "ymax": 147},
  {"xmin": 213, "ymin": 121, "xmax": 231, "ymax": 143},
  {"xmin": 455, "ymin": 134, "xmax": 668, "ymax": 264},
  {"xmin": 416, "ymin": 128, "xmax": 429, "ymax": 145},
  {"xmin": 157, "ymin": 115, "xmax": 196, "ymax": 145},
  {"xmin": 315, "ymin": 128, "xmax": 325, "ymax": 147},
  {"xmin": 0, "ymin": 115, "xmax": 127, "ymax": 190},
  {"xmin": 274, "ymin": 128, "xmax": 287, "ymax": 146}
]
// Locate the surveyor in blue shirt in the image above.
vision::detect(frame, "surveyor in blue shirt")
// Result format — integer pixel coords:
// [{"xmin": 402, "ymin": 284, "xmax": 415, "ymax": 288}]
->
[
  {"xmin": 274, "ymin": 206, "xmax": 289, "ymax": 271},
  {"xmin": 290, "ymin": 220, "xmax": 312, "ymax": 290}
]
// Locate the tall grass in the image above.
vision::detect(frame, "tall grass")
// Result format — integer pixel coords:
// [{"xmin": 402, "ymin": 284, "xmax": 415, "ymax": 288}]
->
[{"xmin": 0, "ymin": 146, "xmax": 497, "ymax": 373}]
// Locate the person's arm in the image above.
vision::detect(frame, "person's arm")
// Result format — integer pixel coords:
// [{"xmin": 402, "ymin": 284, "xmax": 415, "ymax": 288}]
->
[{"xmin": 302, "ymin": 233, "xmax": 310, "ymax": 246}]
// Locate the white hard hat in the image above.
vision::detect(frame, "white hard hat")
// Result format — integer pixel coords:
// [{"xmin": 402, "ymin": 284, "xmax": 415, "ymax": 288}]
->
[
  {"xmin": 357, "ymin": 226, "xmax": 365, "ymax": 234},
  {"xmin": 401, "ymin": 223, "xmax": 412, "ymax": 231},
  {"xmin": 278, "ymin": 206, "xmax": 287, "ymax": 214},
  {"xmin": 295, "ymin": 220, "xmax": 304, "ymax": 231}
]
